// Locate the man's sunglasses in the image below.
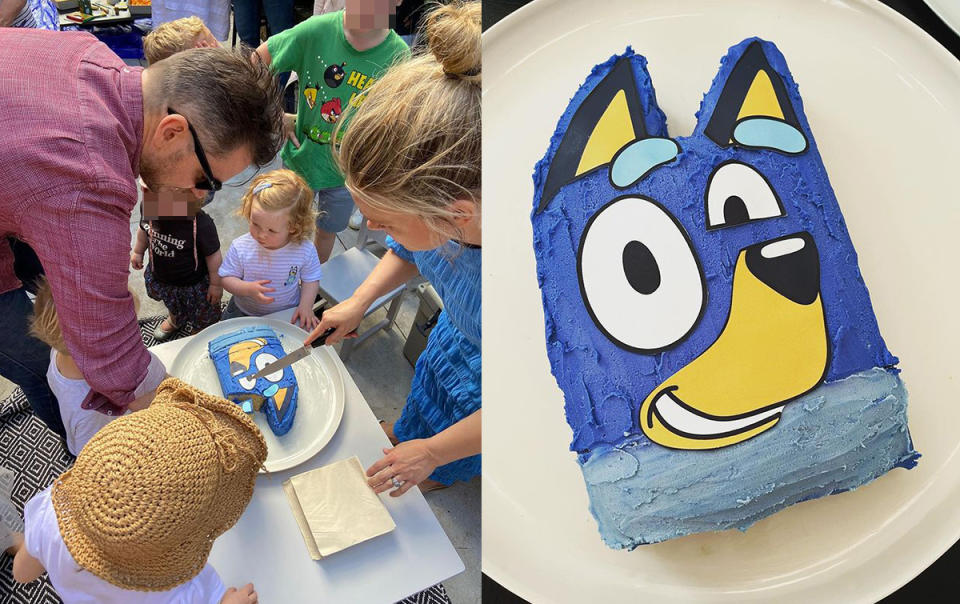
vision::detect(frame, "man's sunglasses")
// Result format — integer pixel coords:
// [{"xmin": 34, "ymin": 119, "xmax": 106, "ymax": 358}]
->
[{"xmin": 167, "ymin": 108, "xmax": 222, "ymax": 191}]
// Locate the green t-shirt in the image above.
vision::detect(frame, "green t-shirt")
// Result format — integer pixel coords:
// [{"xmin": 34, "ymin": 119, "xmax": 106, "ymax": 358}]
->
[{"xmin": 268, "ymin": 11, "xmax": 409, "ymax": 190}]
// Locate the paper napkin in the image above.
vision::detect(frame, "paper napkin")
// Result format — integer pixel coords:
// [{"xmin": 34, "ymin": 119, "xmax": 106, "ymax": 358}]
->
[{"xmin": 283, "ymin": 456, "xmax": 396, "ymax": 559}]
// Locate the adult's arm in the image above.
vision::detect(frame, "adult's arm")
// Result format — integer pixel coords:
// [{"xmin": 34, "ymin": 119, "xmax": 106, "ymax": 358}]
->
[
  {"xmin": 27, "ymin": 186, "xmax": 166, "ymax": 414},
  {"xmin": 0, "ymin": 0, "xmax": 27, "ymax": 27},
  {"xmin": 304, "ymin": 250, "xmax": 419, "ymax": 345}
]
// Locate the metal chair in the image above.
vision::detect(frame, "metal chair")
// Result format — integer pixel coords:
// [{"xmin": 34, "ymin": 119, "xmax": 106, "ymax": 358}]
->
[{"xmin": 316, "ymin": 226, "xmax": 406, "ymax": 361}]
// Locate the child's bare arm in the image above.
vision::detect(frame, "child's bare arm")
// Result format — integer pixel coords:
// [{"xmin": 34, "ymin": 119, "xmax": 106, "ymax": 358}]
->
[
  {"xmin": 10, "ymin": 534, "xmax": 45, "ymax": 584},
  {"xmin": 206, "ymin": 251, "xmax": 224, "ymax": 305},
  {"xmin": 130, "ymin": 229, "xmax": 148, "ymax": 270},
  {"xmin": 220, "ymin": 276, "xmax": 246, "ymax": 296},
  {"xmin": 221, "ymin": 582, "xmax": 258, "ymax": 603}
]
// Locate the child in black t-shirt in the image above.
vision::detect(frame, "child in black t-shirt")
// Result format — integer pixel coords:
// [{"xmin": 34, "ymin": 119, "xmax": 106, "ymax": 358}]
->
[{"xmin": 130, "ymin": 195, "xmax": 223, "ymax": 340}]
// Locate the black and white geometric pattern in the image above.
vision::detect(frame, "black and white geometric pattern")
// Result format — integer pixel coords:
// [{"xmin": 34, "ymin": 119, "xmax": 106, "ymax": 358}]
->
[{"xmin": 0, "ymin": 317, "xmax": 451, "ymax": 604}]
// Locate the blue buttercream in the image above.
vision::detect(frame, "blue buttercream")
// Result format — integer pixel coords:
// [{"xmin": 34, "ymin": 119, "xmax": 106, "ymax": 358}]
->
[
  {"xmin": 611, "ymin": 138, "xmax": 679, "ymax": 188},
  {"xmin": 733, "ymin": 117, "xmax": 807, "ymax": 153},
  {"xmin": 531, "ymin": 38, "xmax": 917, "ymax": 546}
]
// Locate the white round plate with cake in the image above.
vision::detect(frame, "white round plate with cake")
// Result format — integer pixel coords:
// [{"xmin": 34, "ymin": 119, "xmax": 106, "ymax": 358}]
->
[
  {"xmin": 170, "ymin": 317, "xmax": 345, "ymax": 473},
  {"xmin": 484, "ymin": 0, "xmax": 960, "ymax": 601}
]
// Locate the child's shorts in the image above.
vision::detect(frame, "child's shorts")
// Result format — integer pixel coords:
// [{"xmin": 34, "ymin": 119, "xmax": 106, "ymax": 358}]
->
[
  {"xmin": 314, "ymin": 186, "xmax": 355, "ymax": 233},
  {"xmin": 144, "ymin": 266, "xmax": 221, "ymax": 330}
]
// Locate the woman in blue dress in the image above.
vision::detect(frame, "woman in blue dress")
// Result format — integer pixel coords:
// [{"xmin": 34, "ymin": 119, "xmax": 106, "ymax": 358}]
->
[{"xmin": 305, "ymin": 1, "xmax": 481, "ymax": 495}]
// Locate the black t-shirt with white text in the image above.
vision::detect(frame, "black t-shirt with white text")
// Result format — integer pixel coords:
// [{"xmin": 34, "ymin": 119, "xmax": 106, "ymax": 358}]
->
[{"xmin": 142, "ymin": 211, "xmax": 220, "ymax": 286}]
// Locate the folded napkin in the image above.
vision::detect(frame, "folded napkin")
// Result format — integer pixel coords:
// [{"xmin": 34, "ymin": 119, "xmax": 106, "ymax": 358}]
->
[{"xmin": 284, "ymin": 456, "xmax": 396, "ymax": 559}]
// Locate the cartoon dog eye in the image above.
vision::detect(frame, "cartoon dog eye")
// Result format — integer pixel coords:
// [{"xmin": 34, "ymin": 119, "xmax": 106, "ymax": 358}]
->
[
  {"xmin": 705, "ymin": 161, "xmax": 785, "ymax": 230},
  {"xmin": 238, "ymin": 375, "xmax": 256, "ymax": 390},
  {"xmin": 255, "ymin": 353, "xmax": 284, "ymax": 383},
  {"xmin": 578, "ymin": 196, "xmax": 706, "ymax": 353}
]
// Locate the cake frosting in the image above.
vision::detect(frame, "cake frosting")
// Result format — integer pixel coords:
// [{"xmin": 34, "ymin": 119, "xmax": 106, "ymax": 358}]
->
[
  {"xmin": 208, "ymin": 326, "xmax": 299, "ymax": 436},
  {"xmin": 531, "ymin": 38, "xmax": 919, "ymax": 548}
]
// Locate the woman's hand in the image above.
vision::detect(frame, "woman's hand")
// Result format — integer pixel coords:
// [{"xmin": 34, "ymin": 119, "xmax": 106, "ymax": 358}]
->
[
  {"xmin": 366, "ymin": 440, "xmax": 442, "ymax": 497},
  {"xmin": 304, "ymin": 296, "xmax": 367, "ymax": 346},
  {"xmin": 290, "ymin": 303, "xmax": 319, "ymax": 331},
  {"xmin": 283, "ymin": 113, "xmax": 300, "ymax": 149}
]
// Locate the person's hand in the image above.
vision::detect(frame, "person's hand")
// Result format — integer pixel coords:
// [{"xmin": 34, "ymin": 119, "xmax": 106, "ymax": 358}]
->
[
  {"xmin": 207, "ymin": 284, "xmax": 223, "ymax": 306},
  {"xmin": 283, "ymin": 113, "xmax": 300, "ymax": 149},
  {"xmin": 290, "ymin": 304, "xmax": 319, "ymax": 331},
  {"xmin": 303, "ymin": 297, "xmax": 366, "ymax": 346},
  {"xmin": 366, "ymin": 440, "xmax": 441, "ymax": 497},
  {"xmin": 244, "ymin": 280, "xmax": 275, "ymax": 305},
  {"xmin": 220, "ymin": 583, "xmax": 258, "ymax": 604},
  {"xmin": 130, "ymin": 251, "xmax": 144, "ymax": 270}
]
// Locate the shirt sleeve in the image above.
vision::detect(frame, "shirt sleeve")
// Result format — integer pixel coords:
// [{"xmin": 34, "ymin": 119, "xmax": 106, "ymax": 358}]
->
[
  {"xmin": 23, "ymin": 487, "xmax": 53, "ymax": 565},
  {"xmin": 24, "ymin": 186, "xmax": 155, "ymax": 410},
  {"xmin": 299, "ymin": 243, "xmax": 323, "ymax": 282},
  {"xmin": 195, "ymin": 212, "xmax": 221, "ymax": 259},
  {"xmin": 385, "ymin": 235, "xmax": 416, "ymax": 265},
  {"xmin": 266, "ymin": 14, "xmax": 329, "ymax": 73},
  {"xmin": 219, "ymin": 240, "xmax": 244, "ymax": 279}
]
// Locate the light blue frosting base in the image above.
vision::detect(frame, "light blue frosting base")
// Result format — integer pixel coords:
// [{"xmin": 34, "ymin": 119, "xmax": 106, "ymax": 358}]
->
[{"xmin": 580, "ymin": 367, "xmax": 919, "ymax": 549}]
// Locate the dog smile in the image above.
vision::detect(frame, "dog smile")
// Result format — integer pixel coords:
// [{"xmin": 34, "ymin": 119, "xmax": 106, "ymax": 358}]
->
[{"xmin": 648, "ymin": 386, "xmax": 784, "ymax": 440}]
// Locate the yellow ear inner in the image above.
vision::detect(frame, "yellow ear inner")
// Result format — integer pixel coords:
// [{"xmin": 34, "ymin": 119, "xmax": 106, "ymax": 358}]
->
[
  {"xmin": 736, "ymin": 70, "xmax": 784, "ymax": 121},
  {"xmin": 576, "ymin": 90, "xmax": 636, "ymax": 176}
]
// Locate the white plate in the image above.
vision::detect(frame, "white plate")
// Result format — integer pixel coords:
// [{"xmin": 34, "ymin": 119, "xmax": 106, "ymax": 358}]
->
[
  {"xmin": 925, "ymin": 0, "xmax": 960, "ymax": 38},
  {"xmin": 482, "ymin": 1, "xmax": 960, "ymax": 602},
  {"xmin": 170, "ymin": 317, "xmax": 345, "ymax": 473}
]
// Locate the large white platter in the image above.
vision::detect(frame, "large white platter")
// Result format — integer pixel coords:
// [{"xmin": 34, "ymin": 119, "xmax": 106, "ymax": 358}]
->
[
  {"xmin": 482, "ymin": 0, "xmax": 960, "ymax": 602},
  {"xmin": 170, "ymin": 317, "xmax": 345, "ymax": 473}
]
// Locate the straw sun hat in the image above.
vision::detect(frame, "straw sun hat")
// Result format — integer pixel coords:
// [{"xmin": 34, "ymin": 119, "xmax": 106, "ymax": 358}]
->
[{"xmin": 51, "ymin": 377, "xmax": 268, "ymax": 591}]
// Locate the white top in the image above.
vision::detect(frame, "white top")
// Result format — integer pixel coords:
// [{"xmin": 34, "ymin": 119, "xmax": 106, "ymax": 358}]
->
[
  {"xmin": 47, "ymin": 350, "xmax": 118, "ymax": 457},
  {"xmin": 24, "ymin": 487, "xmax": 226, "ymax": 604},
  {"xmin": 219, "ymin": 234, "xmax": 322, "ymax": 317}
]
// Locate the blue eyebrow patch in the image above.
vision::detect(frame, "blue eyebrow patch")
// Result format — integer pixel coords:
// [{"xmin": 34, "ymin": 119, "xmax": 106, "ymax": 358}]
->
[
  {"xmin": 610, "ymin": 138, "xmax": 680, "ymax": 189},
  {"xmin": 733, "ymin": 117, "xmax": 807, "ymax": 154}
]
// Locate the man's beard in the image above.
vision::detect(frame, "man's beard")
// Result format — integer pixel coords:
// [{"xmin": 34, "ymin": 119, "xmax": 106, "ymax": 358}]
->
[{"xmin": 138, "ymin": 149, "xmax": 183, "ymax": 190}]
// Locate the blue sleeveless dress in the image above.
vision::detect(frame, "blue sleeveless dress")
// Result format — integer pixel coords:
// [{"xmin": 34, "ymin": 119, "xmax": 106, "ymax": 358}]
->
[{"xmin": 387, "ymin": 237, "xmax": 481, "ymax": 484}]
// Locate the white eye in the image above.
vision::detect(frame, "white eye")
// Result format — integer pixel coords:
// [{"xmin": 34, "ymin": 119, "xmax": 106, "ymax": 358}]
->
[
  {"xmin": 705, "ymin": 161, "xmax": 784, "ymax": 230},
  {"xmin": 578, "ymin": 196, "xmax": 705, "ymax": 352},
  {"xmin": 255, "ymin": 353, "xmax": 284, "ymax": 383},
  {"xmin": 238, "ymin": 375, "xmax": 256, "ymax": 390}
]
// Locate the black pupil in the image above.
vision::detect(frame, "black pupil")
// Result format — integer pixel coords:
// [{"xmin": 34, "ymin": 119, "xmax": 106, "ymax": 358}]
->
[
  {"xmin": 723, "ymin": 195, "xmax": 750, "ymax": 226},
  {"xmin": 622, "ymin": 240, "xmax": 660, "ymax": 295}
]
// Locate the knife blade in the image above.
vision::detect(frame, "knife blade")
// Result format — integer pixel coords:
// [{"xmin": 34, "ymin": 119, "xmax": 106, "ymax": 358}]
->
[{"xmin": 249, "ymin": 327, "xmax": 336, "ymax": 380}]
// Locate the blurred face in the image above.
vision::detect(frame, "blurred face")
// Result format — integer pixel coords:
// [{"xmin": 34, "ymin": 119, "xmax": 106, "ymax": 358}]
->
[
  {"xmin": 344, "ymin": 0, "xmax": 401, "ymax": 30},
  {"xmin": 142, "ymin": 192, "xmax": 200, "ymax": 219},
  {"xmin": 249, "ymin": 202, "xmax": 294, "ymax": 250},
  {"xmin": 353, "ymin": 194, "xmax": 441, "ymax": 252},
  {"xmin": 139, "ymin": 112, "xmax": 251, "ymax": 202}
]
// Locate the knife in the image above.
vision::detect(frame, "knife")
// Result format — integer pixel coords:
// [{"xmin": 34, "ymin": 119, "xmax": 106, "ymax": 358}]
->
[{"xmin": 249, "ymin": 327, "xmax": 336, "ymax": 380}]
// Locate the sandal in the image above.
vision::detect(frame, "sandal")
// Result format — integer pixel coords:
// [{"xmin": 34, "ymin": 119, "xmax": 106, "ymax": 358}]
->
[{"xmin": 152, "ymin": 317, "xmax": 179, "ymax": 342}]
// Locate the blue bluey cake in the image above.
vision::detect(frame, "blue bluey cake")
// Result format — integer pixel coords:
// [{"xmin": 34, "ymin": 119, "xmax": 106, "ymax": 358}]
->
[
  {"xmin": 531, "ymin": 38, "xmax": 919, "ymax": 548},
  {"xmin": 208, "ymin": 326, "xmax": 299, "ymax": 436}
]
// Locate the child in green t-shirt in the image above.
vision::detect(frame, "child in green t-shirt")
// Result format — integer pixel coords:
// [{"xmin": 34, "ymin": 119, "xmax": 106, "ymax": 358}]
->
[{"xmin": 254, "ymin": 2, "xmax": 409, "ymax": 262}]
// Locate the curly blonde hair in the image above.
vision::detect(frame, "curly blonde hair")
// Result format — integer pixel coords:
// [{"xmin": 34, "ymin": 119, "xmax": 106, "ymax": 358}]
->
[
  {"xmin": 30, "ymin": 278, "xmax": 140, "ymax": 355},
  {"xmin": 334, "ymin": 1, "xmax": 481, "ymax": 242},
  {"xmin": 143, "ymin": 16, "xmax": 209, "ymax": 65},
  {"xmin": 239, "ymin": 169, "xmax": 318, "ymax": 244}
]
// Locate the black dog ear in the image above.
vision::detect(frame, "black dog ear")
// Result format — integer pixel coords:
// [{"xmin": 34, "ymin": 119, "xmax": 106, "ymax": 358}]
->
[
  {"xmin": 698, "ymin": 40, "xmax": 806, "ymax": 153},
  {"xmin": 537, "ymin": 57, "xmax": 651, "ymax": 213}
]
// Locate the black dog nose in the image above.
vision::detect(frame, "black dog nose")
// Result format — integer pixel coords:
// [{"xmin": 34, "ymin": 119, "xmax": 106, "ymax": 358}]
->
[{"xmin": 744, "ymin": 232, "xmax": 820, "ymax": 305}]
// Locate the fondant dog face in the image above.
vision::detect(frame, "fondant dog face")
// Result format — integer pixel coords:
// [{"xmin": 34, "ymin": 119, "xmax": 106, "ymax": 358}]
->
[
  {"xmin": 226, "ymin": 337, "xmax": 294, "ymax": 413},
  {"xmin": 533, "ymin": 39, "xmax": 895, "ymax": 452}
]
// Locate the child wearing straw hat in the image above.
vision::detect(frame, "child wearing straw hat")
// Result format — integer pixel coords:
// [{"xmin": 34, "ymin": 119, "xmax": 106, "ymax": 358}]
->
[{"xmin": 4, "ymin": 378, "xmax": 267, "ymax": 603}]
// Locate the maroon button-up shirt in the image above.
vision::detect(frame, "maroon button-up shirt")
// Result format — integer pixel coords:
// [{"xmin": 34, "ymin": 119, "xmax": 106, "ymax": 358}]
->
[{"xmin": 0, "ymin": 30, "xmax": 152, "ymax": 411}]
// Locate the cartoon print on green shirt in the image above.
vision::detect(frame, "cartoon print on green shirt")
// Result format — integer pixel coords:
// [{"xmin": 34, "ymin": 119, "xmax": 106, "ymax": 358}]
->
[
  {"xmin": 325, "ymin": 62, "xmax": 347, "ymax": 87},
  {"xmin": 320, "ymin": 98, "xmax": 342, "ymax": 123}
]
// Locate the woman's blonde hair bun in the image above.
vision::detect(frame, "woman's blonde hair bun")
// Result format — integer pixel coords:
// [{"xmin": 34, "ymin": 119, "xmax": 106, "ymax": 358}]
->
[{"xmin": 426, "ymin": 1, "xmax": 481, "ymax": 84}]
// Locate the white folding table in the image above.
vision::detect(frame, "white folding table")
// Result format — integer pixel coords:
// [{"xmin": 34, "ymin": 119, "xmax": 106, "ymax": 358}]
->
[{"xmin": 149, "ymin": 308, "xmax": 464, "ymax": 603}]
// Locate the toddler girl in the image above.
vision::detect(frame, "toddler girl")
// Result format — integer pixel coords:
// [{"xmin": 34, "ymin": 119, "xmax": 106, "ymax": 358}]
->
[
  {"xmin": 220, "ymin": 169, "xmax": 322, "ymax": 330},
  {"xmin": 5, "ymin": 378, "xmax": 266, "ymax": 603},
  {"xmin": 131, "ymin": 191, "xmax": 223, "ymax": 341}
]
